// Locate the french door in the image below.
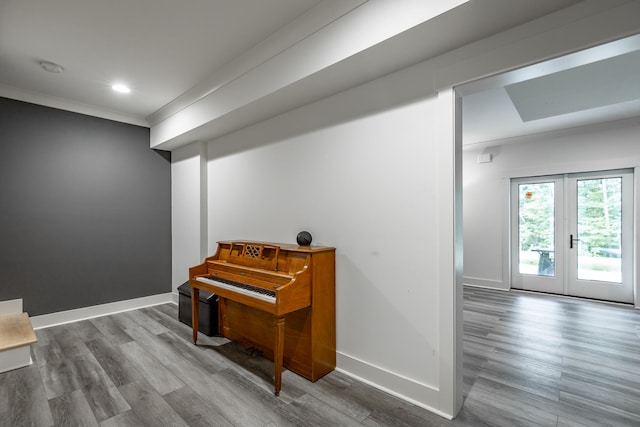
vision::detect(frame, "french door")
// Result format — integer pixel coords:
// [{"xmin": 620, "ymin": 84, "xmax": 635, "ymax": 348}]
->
[{"xmin": 511, "ymin": 169, "xmax": 634, "ymax": 303}]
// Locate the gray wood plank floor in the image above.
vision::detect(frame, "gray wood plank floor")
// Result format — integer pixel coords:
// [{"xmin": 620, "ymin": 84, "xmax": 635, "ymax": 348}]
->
[{"xmin": 1, "ymin": 286, "xmax": 639, "ymax": 426}]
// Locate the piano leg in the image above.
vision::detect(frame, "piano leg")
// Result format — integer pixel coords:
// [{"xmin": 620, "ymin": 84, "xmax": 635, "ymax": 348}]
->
[
  {"xmin": 273, "ymin": 315, "xmax": 285, "ymax": 396},
  {"xmin": 191, "ymin": 287, "xmax": 200, "ymax": 344}
]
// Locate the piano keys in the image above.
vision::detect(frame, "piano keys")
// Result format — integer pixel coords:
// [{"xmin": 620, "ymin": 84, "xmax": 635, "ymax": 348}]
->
[
  {"xmin": 188, "ymin": 241, "xmax": 336, "ymax": 396},
  {"xmin": 196, "ymin": 275, "xmax": 276, "ymax": 303}
]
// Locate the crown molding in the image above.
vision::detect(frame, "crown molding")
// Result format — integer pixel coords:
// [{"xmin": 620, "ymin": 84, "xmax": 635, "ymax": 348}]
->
[{"xmin": 0, "ymin": 84, "xmax": 149, "ymax": 127}]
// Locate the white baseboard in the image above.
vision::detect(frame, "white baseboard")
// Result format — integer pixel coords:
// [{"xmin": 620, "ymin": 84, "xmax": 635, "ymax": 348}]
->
[
  {"xmin": 336, "ymin": 352, "xmax": 452, "ymax": 420},
  {"xmin": 30, "ymin": 293, "xmax": 176, "ymax": 330},
  {"xmin": 463, "ymin": 276, "xmax": 507, "ymax": 290}
]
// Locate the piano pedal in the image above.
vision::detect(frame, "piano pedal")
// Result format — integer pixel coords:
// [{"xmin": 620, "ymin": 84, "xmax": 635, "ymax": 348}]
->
[{"xmin": 247, "ymin": 347, "xmax": 263, "ymax": 358}]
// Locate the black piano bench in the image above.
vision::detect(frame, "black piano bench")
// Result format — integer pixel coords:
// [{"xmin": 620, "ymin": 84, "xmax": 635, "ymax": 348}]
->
[{"xmin": 178, "ymin": 281, "xmax": 218, "ymax": 336}]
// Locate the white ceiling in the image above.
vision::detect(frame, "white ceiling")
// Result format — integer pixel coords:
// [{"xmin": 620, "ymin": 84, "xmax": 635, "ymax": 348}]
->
[
  {"xmin": 1, "ymin": 0, "xmax": 638, "ymax": 146},
  {"xmin": 0, "ymin": 0, "xmax": 324, "ymax": 123},
  {"xmin": 460, "ymin": 33, "xmax": 640, "ymax": 146}
]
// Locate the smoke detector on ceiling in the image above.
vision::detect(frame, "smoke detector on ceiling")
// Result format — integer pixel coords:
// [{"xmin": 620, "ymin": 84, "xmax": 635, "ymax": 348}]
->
[{"xmin": 39, "ymin": 61, "xmax": 64, "ymax": 73}]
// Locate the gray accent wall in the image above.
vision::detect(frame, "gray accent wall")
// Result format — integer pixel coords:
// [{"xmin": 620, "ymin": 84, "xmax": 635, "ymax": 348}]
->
[{"xmin": 0, "ymin": 97, "xmax": 171, "ymax": 316}]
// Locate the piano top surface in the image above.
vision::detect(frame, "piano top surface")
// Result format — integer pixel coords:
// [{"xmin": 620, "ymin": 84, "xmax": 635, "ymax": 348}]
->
[{"xmin": 217, "ymin": 240, "xmax": 335, "ymax": 253}]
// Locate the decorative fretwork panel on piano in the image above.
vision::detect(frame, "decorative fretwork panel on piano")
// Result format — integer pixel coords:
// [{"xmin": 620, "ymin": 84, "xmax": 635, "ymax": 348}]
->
[{"xmin": 227, "ymin": 242, "xmax": 280, "ymax": 270}]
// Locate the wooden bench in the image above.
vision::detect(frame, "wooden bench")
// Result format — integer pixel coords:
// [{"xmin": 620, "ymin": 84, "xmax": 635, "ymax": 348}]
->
[{"xmin": 0, "ymin": 312, "xmax": 38, "ymax": 373}]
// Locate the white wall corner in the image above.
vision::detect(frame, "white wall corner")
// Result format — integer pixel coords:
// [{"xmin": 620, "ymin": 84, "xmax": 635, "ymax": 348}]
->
[
  {"xmin": 171, "ymin": 142, "xmax": 208, "ymax": 293},
  {"xmin": 436, "ymin": 87, "xmax": 464, "ymax": 417},
  {"xmin": 335, "ymin": 352, "xmax": 448, "ymax": 419},
  {"xmin": 199, "ymin": 141, "xmax": 209, "ymax": 260},
  {"xmin": 635, "ymin": 167, "xmax": 640, "ymax": 309}
]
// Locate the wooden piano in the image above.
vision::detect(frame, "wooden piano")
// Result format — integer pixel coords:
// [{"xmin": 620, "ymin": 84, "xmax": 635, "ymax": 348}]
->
[{"xmin": 188, "ymin": 241, "xmax": 335, "ymax": 395}]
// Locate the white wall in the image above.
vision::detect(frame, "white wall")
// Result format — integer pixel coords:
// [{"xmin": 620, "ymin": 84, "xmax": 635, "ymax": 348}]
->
[
  {"xmin": 171, "ymin": 142, "xmax": 206, "ymax": 293},
  {"xmin": 202, "ymin": 71, "xmax": 459, "ymax": 414},
  {"xmin": 168, "ymin": 2, "xmax": 640, "ymax": 419},
  {"xmin": 463, "ymin": 117, "xmax": 640, "ymax": 303}
]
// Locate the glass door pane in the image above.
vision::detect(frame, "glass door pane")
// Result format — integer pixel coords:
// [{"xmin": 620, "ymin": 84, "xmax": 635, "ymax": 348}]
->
[
  {"xmin": 576, "ymin": 177, "xmax": 622, "ymax": 283},
  {"xmin": 568, "ymin": 170, "xmax": 632, "ymax": 303},
  {"xmin": 518, "ymin": 182, "xmax": 555, "ymax": 277},
  {"xmin": 511, "ymin": 176, "xmax": 564, "ymax": 295}
]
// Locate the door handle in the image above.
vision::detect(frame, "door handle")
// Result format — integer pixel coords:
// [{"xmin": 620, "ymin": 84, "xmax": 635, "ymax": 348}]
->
[{"xmin": 569, "ymin": 234, "xmax": 579, "ymax": 249}]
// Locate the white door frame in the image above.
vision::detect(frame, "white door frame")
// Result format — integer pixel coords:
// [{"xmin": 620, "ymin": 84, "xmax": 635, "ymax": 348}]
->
[
  {"xmin": 567, "ymin": 170, "xmax": 634, "ymax": 302},
  {"xmin": 510, "ymin": 169, "xmax": 635, "ymax": 304}
]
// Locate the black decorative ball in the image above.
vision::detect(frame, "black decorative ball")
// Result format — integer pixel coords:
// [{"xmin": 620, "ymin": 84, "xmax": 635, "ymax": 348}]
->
[{"xmin": 296, "ymin": 231, "xmax": 312, "ymax": 246}]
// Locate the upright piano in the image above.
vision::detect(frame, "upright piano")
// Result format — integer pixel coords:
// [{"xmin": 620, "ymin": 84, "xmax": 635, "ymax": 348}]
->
[{"xmin": 188, "ymin": 241, "xmax": 335, "ymax": 395}]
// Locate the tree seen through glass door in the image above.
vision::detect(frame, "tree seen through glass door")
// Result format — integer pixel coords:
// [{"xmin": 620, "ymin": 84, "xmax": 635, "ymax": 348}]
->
[
  {"xmin": 576, "ymin": 177, "xmax": 622, "ymax": 283},
  {"xmin": 518, "ymin": 182, "xmax": 555, "ymax": 276}
]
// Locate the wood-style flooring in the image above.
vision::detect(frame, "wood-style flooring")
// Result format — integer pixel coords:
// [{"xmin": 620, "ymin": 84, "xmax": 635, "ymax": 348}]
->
[{"xmin": 1, "ymin": 286, "xmax": 639, "ymax": 426}]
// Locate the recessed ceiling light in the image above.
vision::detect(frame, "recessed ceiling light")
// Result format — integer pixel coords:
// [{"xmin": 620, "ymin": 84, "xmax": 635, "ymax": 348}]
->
[
  {"xmin": 112, "ymin": 84, "xmax": 131, "ymax": 94},
  {"xmin": 40, "ymin": 61, "xmax": 64, "ymax": 73}
]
